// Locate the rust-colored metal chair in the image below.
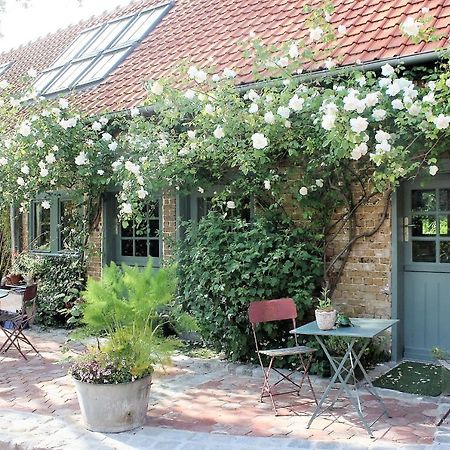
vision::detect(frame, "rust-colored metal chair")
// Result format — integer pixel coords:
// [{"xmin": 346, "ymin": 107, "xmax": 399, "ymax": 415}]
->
[
  {"xmin": 0, "ymin": 284, "xmax": 39, "ymax": 360},
  {"xmin": 248, "ymin": 298, "xmax": 317, "ymax": 415}
]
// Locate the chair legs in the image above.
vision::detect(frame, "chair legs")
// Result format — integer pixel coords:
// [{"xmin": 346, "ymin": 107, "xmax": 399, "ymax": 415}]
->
[
  {"xmin": 258, "ymin": 353, "xmax": 317, "ymax": 415},
  {"xmin": 0, "ymin": 326, "xmax": 39, "ymax": 360}
]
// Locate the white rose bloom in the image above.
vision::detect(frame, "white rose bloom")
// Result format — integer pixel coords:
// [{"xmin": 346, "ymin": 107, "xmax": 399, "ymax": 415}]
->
[
  {"xmin": 321, "ymin": 114, "xmax": 336, "ymax": 130},
  {"xmin": 277, "ymin": 57, "xmax": 289, "ymax": 67},
  {"xmin": 204, "ymin": 104, "xmax": 214, "ymax": 114},
  {"xmin": 226, "ymin": 201, "xmax": 236, "ymax": 209},
  {"xmin": 364, "ymin": 92, "xmax": 379, "ymax": 107},
  {"xmin": 150, "ymin": 81, "xmax": 164, "ymax": 95},
  {"xmin": 59, "ymin": 98, "xmax": 69, "ymax": 109},
  {"xmin": 249, "ymin": 103, "xmax": 259, "ymax": 113},
  {"xmin": 251, "ymin": 133, "xmax": 268, "ymax": 149},
  {"xmin": 343, "ymin": 94, "xmax": 365, "ymax": 113},
  {"xmin": 392, "ymin": 99, "xmax": 404, "ymax": 110},
  {"xmin": 92, "ymin": 121, "xmax": 102, "ymax": 131},
  {"xmin": 75, "ymin": 152, "xmax": 89, "ymax": 166},
  {"xmin": 125, "ymin": 160, "xmax": 140, "ymax": 174},
  {"xmin": 277, "ymin": 106, "xmax": 290, "ymax": 119},
  {"xmin": 178, "ymin": 148, "xmax": 190, "ymax": 156},
  {"xmin": 130, "ymin": 107, "xmax": 140, "ymax": 117},
  {"xmin": 316, "ymin": 179, "xmax": 324, "ymax": 188},
  {"xmin": 0, "ymin": 157, "xmax": 7, "ymax": 165},
  {"xmin": 299, "ymin": 186, "xmax": 308, "ymax": 196},
  {"xmin": 184, "ymin": 89, "xmax": 196, "ymax": 100},
  {"xmin": 212, "ymin": 74, "xmax": 221, "ymax": 82},
  {"xmin": 386, "ymin": 83, "xmax": 401, "ymax": 96},
  {"xmin": 356, "ymin": 76, "xmax": 366, "ymax": 87},
  {"xmin": 247, "ymin": 89, "xmax": 260, "ymax": 102},
  {"xmin": 108, "ymin": 142, "xmax": 118, "ymax": 151},
  {"xmin": 288, "ymin": 94, "xmax": 304, "ymax": 111},
  {"xmin": 194, "ymin": 70, "xmax": 207, "ymax": 84},
  {"xmin": 198, "ymin": 187, "xmax": 204, "ymax": 194},
  {"xmin": 97, "ymin": 169, "xmax": 105, "ymax": 175},
  {"xmin": 350, "ymin": 116, "xmax": 369, "ymax": 133},
  {"xmin": 401, "ymin": 16, "xmax": 420, "ymax": 37},
  {"xmin": 27, "ymin": 68, "xmax": 37, "ymax": 78},
  {"xmin": 223, "ymin": 68, "xmax": 236, "ymax": 79},
  {"xmin": 112, "ymin": 161, "xmax": 122, "ymax": 171},
  {"xmin": 429, "ymin": 165, "xmax": 439, "ymax": 176},
  {"xmin": 446, "ymin": 79, "xmax": 450, "ymax": 88},
  {"xmin": 351, "ymin": 147, "xmax": 362, "ymax": 160},
  {"xmin": 288, "ymin": 43, "xmax": 299, "ymax": 58},
  {"xmin": 264, "ymin": 111, "xmax": 275, "ymax": 124},
  {"xmin": 284, "ymin": 120, "xmax": 291, "ymax": 128},
  {"xmin": 324, "ymin": 58, "xmax": 335, "ymax": 70},
  {"xmin": 213, "ymin": 125, "xmax": 225, "ymax": 139},
  {"xmin": 309, "ymin": 27, "xmax": 324, "ymax": 42},
  {"xmin": 407, "ymin": 102, "xmax": 421, "ymax": 116},
  {"xmin": 36, "ymin": 139, "xmax": 45, "ymax": 148},
  {"xmin": 102, "ymin": 133, "xmax": 112, "ymax": 142},
  {"xmin": 52, "ymin": 107, "xmax": 61, "ymax": 116},
  {"xmin": 21, "ymin": 165, "xmax": 30, "ymax": 175},
  {"xmin": 423, "ymin": 92, "xmax": 435, "ymax": 104},
  {"xmin": 17, "ymin": 177, "xmax": 25, "ymax": 186},
  {"xmin": 187, "ymin": 130, "xmax": 196, "ymax": 139},
  {"xmin": 264, "ymin": 180, "xmax": 271, "ymax": 190},
  {"xmin": 121, "ymin": 203, "xmax": 133, "ymax": 215},
  {"xmin": 46, "ymin": 153, "xmax": 56, "ymax": 164},
  {"xmin": 372, "ymin": 109, "xmax": 387, "ymax": 121},
  {"xmin": 375, "ymin": 140, "xmax": 391, "ymax": 153},
  {"xmin": 381, "ymin": 64, "xmax": 395, "ymax": 77},
  {"xmin": 375, "ymin": 130, "xmax": 391, "ymax": 143},
  {"xmin": 337, "ymin": 25, "xmax": 347, "ymax": 36},
  {"xmin": 187, "ymin": 66, "xmax": 198, "ymax": 78},
  {"xmin": 19, "ymin": 122, "xmax": 31, "ymax": 137},
  {"xmin": 434, "ymin": 114, "xmax": 450, "ymax": 130},
  {"xmin": 40, "ymin": 168, "xmax": 49, "ymax": 177},
  {"xmin": 41, "ymin": 200, "xmax": 51, "ymax": 209},
  {"xmin": 137, "ymin": 189, "xmax": 148, "ymax": 199},
  {"xmin": 0, "ymin": 80, "xmax": 9, "ymax": 89}
]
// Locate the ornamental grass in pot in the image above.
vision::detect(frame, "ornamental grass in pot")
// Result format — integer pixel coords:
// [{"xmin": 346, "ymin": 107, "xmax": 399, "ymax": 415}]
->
[{"xmin": 69, "ymin": 261, "xmax": 180, "ymax": 433}]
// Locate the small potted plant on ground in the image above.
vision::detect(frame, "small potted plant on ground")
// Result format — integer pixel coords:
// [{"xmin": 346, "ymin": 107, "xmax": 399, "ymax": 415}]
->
[
  {"xmin": 315, "ymin": 287, "xmax": 337, "ymax": 330},
  {"xmin": 69, "ymin": 261, "xmax": 180, "ymax": 433}
]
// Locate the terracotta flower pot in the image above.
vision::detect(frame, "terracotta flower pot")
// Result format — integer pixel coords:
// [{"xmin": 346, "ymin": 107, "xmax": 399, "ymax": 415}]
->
[
  {"xmin": 7, "ymin": 274, "xmax": 23, "ymax": 285},
  {"xmin": 315, "ymin": 309, "xmax": 337, "ymax": 330}
]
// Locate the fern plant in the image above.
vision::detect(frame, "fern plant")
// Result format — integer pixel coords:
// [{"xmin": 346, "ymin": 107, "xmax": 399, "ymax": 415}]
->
[{"xmin": 70, "ymin": 261, "xmax": 181, "ymax": 383}]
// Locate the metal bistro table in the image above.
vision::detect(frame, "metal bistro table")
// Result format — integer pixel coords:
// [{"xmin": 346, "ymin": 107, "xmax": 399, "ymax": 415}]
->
[{"xmin": 291, "ymin": 318, "xmax": 399, "ymax": 438}]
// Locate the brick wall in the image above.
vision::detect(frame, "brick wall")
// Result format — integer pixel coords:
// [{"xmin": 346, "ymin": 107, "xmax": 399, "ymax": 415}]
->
[
  {"xmin": 86, "ymin": 211, "xmax": 102, "ymax": 279},
  {"xmin": 329, "ymin": 193, "xmax": 392, "ymax": 318}
]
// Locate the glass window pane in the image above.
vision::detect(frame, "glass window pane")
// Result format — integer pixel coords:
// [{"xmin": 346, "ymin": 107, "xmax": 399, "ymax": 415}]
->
[
  {"xmin": 148, "ymin": 220, "xmax": 159, "ymax": 237},
  {"xmin": 121, "ymin": 239, "xmax": 133, "ymax": 256},
  {"xmin": 51, "ymin": 28, "xmax": 99, "ymax": 67},
  {"xmin": 440, "ymin": 216, "xmax": 450, "ymax": 237},
  {"xmin": 32, "ymin": 203, "xmax": 51, "ymax": 252},
  {"xmin": 34, "ymin": 68, "xmax": 62, "ymax": 93},
  {"xmin": 115, "ymin": 8, "xmax": 165, "ymax": 46},
  {"xmin": 440, "ymin": 189, "xmax": 450, "ymax": 211},
  {"xmin": 75, "ymin": 49, "xmax": 128, "ymax": 86},
  {"xmin": 81, "ymin": 19, "xmax": 131, "ymax": 57},
  {"xmin": 412, "ymin": 241, "xmax": 436, "ymax": 262},
  {"xmin": 149, "ymin": 240, "xmax": 159, "ymax": 257},
  {"xmin": 46, "ymin": 58, "xmax": 95, "ymax": 93},
  {"xmin": 135, "ymin": 240, "xmax": 148, "ymax": 257},
  {"xmin": 148, "ymin": 201, "xmax": 159, "ymax": 218},
  {"xmin": 440, "ymin": 242, "xmax": 450, "ymax": 263},
  {"xmin": 59, "ymin": 200, "xmax": 79, "ymax": 250},
  {"xmin": 412, "ymin": 190, "xmax": 436, "ymax": 212},
  {"xmin": 412, "ymin": 215, "xmax": 436, "ymax": 237},
  {"xmin": 135, "ymin": 218, "xmax": 148, "ymax": 237}
]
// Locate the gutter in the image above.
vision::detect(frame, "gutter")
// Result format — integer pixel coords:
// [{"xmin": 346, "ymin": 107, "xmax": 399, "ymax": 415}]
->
[{"xmin": 118, "ymin": 50, "xmax": 441, "ymax": 118}]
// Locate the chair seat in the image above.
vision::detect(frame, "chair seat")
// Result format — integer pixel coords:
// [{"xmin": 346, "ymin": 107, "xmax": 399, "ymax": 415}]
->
[
  {"xmin": 259, "ymin": 345, "xmax": 316, "ymax": 357},
  {"xmin": 0, "ymin": 310, "xmax": 20, "ymax": 322}
]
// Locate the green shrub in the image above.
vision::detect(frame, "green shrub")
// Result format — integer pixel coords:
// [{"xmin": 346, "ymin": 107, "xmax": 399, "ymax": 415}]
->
[
  {"xmin": 177, "ymin": 213, "xmax": 323, "ymax": 362},
  {"xmin": 10, "ymin": 253, "xmax": 86, "ymax": 327}
]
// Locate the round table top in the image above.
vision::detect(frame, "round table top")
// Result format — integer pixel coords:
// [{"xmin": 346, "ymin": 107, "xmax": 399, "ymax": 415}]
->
[{"xmin": 0, "ymin": 289, "xmax": 10, "ymax": 298}]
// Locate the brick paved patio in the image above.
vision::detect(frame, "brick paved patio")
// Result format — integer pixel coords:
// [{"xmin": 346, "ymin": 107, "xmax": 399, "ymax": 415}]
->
[{"xmin": 1, "ymin": 329, "xmax": 450, "ymax": 449}]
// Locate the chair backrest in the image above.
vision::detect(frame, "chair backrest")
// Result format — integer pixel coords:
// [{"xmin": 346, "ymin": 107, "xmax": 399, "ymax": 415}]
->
[
  {"xmin": 248, "ymin": 298, "xmax": 297, "ymax": 325},
  {"xmin": 23, "ymin": 284, "xmax": 38, "ymax": 304}
]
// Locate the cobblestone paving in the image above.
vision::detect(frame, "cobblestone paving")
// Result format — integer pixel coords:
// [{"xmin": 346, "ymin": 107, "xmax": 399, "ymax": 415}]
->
[{"xmin": 1, "ymin": 329, "xmax": 450, "ymax": 449}]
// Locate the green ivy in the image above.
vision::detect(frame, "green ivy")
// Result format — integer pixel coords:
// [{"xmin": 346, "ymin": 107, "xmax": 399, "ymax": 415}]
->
[
  {"xmin": 11, "ymin": 253, "xmax": 86, "ymax": 327},
  {"xmin": 177, "ymin": 213, "xmax": 323, "ymax": 362}
]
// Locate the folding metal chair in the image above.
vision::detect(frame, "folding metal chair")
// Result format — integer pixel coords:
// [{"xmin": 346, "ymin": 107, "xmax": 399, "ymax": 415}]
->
[
  {"xmin": 248, "ymin": 297, "xmax": 317, "ymax": 415},
  {"xmin": 0, "ymin": 284, "xmax": 39, "ymax": 360}
]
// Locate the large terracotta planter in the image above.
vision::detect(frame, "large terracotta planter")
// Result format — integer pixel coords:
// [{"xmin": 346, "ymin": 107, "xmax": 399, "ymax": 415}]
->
[
  {"xmin": 315, "ymin": 309, "xmax": 337, "ymax": 330},
  {"xmin": 73, "ymin": 375, "xmax": 152, "ymax": 432}
]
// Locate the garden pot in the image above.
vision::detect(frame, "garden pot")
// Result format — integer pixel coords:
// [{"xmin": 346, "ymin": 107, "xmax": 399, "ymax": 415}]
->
[
  {"xmin": 315, "ymin": 309, "xmax": 337, "ymax": 330},
  {"xmin": 7, "ymin": 274, "xmax": 23, "ymax": 285},
  {"xmin": 73, "ymin": 375, "xmax": 152, "ymax": 432}
]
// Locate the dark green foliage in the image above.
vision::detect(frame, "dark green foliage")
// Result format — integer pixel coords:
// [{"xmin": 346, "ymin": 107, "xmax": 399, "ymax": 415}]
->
[
  {"xmin": 10, "ymin": 253, "xmax": 85, "ymax": 327},
  {"xmin": 177, "ymin": 213, "xmax": 323, "ymax": 362}
]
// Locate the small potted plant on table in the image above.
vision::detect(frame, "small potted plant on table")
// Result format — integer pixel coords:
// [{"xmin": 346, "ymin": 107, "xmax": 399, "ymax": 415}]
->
[
  {"xmin": 69, "ymin": 261, "xmax": 180, "ymax": 433},
  {"xmin": 315, "ymin": 287, "xmax": 337, "ymax": 331}
]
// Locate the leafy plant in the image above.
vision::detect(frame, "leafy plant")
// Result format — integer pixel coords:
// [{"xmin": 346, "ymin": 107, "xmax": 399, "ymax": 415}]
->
[
  {"xmin": 316, "ymin": 287, "xmax": 333, "ymax": 311},
  {"xmin": 70, "ymin": 261, "xmax": 181, "ymax": 383},
  {"xmin": 177, "ymin": 212, "xmax": 323, "ymax": 362}
]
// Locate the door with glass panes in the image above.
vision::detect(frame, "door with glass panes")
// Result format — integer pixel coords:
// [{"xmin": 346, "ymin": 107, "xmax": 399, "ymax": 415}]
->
[{"xmin": 402, "ymin": 177, "xmax": 450, "ymax": 360}]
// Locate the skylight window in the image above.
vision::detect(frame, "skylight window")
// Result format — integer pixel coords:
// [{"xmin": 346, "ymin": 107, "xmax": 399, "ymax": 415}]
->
[
  {"xmin": 0, "ymin": 62, "xmax": 11, "ymax": 76},
  {"xmin": 34, "ymin": 2, "xmax": 171, "ymax": 95}
]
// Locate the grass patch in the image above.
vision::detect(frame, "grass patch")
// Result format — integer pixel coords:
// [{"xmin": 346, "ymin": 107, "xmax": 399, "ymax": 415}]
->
[{"xmin": 373, "ymin": 361, "xmax": 442, "ymax": 397}]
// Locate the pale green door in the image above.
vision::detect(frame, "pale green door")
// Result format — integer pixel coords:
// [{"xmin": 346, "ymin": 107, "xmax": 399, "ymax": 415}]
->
[{"xmin": 402, "ymin": 177, "xmax": 450, "ymax": 360}]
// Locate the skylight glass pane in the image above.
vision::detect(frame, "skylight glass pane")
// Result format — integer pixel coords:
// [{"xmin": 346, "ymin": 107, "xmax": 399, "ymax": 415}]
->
[
  {"xmin": 51, "ymin": 28, "xmax": 99, "ymax": 68},
  {"xmin": 0, "ymin": 63, "xmax": 10, "ymax": 75},
  {"xmin": 45, "ymin": 58, "xmax": 94, "ymax": 93},
  {"xmin": 76, "ymin": 49, "xmax": 128, "ymax": 86},
  {"xmin": 114, "ymin": 7, "xmax": 166, "ymax": 46},
  {"xmin": 34, "ymin": 69, "xmax": 62, "ymax": 93},
  {"xmin": 80, "ymin": 19, "xmax": 132, "ymax": 57}
]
